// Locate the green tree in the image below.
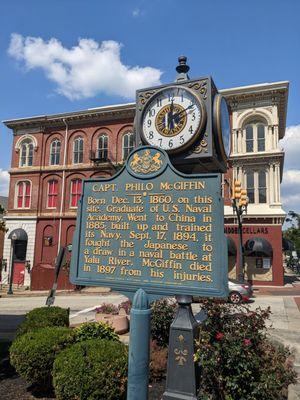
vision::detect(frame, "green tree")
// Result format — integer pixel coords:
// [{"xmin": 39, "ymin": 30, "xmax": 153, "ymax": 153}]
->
[
  {"xmin": 0, "ymin": 203, "xmax": 6, "ymax": 232},
  {"xmin": 283, "ymin": 211, "xmax": 300, "ymax": 255}
]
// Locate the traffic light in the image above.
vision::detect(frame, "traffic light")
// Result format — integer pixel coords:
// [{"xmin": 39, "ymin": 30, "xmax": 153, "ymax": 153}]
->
[
  {"xmin": 232, "ymin": 180, "xmax": 241, "ymax": 199},
  {"xmin": 239, "ymin": 189, "xmax": 248, "ymax": 206}
]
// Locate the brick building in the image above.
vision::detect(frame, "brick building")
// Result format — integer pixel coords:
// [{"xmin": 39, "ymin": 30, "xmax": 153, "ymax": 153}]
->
[{"xmin": 1, "ymin": 80, "xmax": 288, "ymax": 289}]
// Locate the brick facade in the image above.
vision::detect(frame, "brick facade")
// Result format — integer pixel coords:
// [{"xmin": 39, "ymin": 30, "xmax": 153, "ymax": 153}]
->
[{"xmin": 2, "ymin": 82, "xmax": 289, "ymax": 289}]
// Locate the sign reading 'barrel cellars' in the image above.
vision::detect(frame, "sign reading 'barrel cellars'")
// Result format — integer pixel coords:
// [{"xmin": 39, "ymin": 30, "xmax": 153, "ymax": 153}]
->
[{"xmin": 70, "ymin": 146, "xmax": 228, "ymax": 297}]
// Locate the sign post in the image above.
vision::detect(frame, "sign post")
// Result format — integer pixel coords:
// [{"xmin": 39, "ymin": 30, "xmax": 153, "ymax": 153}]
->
[
  {"xmin": 70, "ymin": 145, "xmax": 228, "ymax": 399},
  {"xmin": 127, "ymin": 288, "xmax": 151, "ymax": 400},
  {"xmin": 163, "ymin": 295, "xmax": 199, "ymax": 400}
]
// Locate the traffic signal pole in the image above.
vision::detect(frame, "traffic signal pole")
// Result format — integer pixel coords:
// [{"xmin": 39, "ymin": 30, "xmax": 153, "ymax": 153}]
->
[
  {"xmin": 231, "ymin": 181, "xmax": 248, "ymax": 282},
  {"xmin": 232, "ymin": 198, "xmax": 245, "ymax": 282}
]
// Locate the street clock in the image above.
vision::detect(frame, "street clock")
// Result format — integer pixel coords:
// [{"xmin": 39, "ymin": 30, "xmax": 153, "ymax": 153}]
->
[
  {"xmin": 135, "ymin": 56, "xmax": 231, "ymax": 173},
  {"xmin": 141, "ymin": 85, "xmax": 206, "ymax": 153}
]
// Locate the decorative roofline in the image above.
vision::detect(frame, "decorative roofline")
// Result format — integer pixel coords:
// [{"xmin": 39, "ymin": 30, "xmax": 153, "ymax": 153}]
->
[
  {"xmin": 2, "ymin": 81, "xmax": 288, "ymax": 137},
  {"xmin": 3, "ymin": 102, "xmax": 135, "ymax": 130},
  {"xmin": 220, "ymin": 81, "xmax": 289, "ymax": 140}
]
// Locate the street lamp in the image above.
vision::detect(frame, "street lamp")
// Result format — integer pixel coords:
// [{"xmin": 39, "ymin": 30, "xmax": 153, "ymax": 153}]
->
[
  {"xmin": 7, "ymin": 232, "xmax": 17, "ymax": 295},
  {"xmin": 231, "ymin": 180, "xmax": 248, "ymax": 282}
]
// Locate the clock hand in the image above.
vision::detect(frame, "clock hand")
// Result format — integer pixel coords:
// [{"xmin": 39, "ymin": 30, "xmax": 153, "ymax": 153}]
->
[
  {"xmin": 172, "ymin": 104, "xmax": 194, "ymax": 120},
  {"xmin": 167, "ymin": 100, "xmax": 174, "ymax": 131}
]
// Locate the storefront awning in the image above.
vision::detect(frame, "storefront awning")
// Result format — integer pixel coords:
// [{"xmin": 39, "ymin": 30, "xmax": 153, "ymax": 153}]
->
[
  {"xmin": 282, "ymin": 238, "xmax": 294, "ymax": 251},
  {"xmin": 245, "ymin": 237, "xmax": 273, "ymax": 257},
  {"xmin": 8, "ymin": 228, "xmax": 28, "ymax": 241},
  {"xmin": 227, "ymin": 236, "xmax": 237, "ymax": 256}
]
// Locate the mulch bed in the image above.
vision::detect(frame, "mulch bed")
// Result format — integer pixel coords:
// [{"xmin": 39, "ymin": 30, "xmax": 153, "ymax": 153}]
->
[{"xmin": 0, "ymin": 358, "xmax": 165, "ymax": 400}]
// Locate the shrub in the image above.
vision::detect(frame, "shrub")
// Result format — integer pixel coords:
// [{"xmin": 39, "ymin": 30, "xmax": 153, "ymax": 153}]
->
[
  {"xmin": 10, "ymin": 327, "xmax": 73, "ymax": 389},
  {"xmin": 53, "ymin": 339, "xmax": 128, "ymax": 400},
  {"xmin": 194, "ymin": 299, "xmax": 297, "ymax": 400},
  {"xmin": 151, "ymin": 299, "xmax": 177, "ymax": 347},
  {"xmin": 16, "ymin": 306, "xmax": 69, "ymax": 337},
  {"xmin": 95, "ymin": 303, "xmax": 119, "ymax": 315},
  {"xmin": 73, "ymin": 321, "xmax": 119, "ymax": 342},
  {"xmin": 149, "ymin": 340, "xmax": 168, "ymax": 382}
]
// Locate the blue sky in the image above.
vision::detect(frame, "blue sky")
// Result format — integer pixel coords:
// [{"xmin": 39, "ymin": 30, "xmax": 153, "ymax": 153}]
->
[{"xmin": 0, "ymin": 0, "xmax": 299, "ymax": 212}]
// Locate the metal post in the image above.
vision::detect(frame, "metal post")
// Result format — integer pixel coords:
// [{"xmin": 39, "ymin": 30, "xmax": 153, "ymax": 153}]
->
[
  {"xmin": 7, "ymin": 240, "xmax": 15, "ymax": 295},
  {"xmin": 127, "ymin": 288, "xmax": 151, "ymax": 400},
  {"xmin": 163, "ymin": 295, "xmax": 199, "ymax": 400},
  {"xmin": 46, "ymin": 247, "xmax": 67, "ymax": 306},
  {"xmin": 233, "ymin": 199, "xmax": 244, "ymax": 281}
]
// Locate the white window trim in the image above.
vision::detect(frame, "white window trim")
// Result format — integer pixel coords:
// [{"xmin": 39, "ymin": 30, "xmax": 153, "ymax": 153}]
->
[
  {"xmin": 19, "ymin": 140, "xmax": 34, "ymax": 167},
  {"xmin": 49, "ymin": 139, "xmax": 61, "ymax": 166},
  {"xmin": 15, "ymin": 180, "xmax": 32, "ymax": 209},
  {"xmin": 46, "ymin": 179, "xmax": 58, "ymax": 209},
  {"xmin": 69, "ymin": 179, "xmax": 82, "ymax": 209},
  {"xmin": 243, "ymin": 122, "xmax": 267, "ymax": 154},
  {"xmin": 245, "ymin": 169, "xmax": 268, "ymax": 204},
  {"xmin": 97, "ymin": 134, "xmax": 109, "ymax": 159},
  {"xmin": 122, "ymin": 132, "xmax": 134, "ymax": 160},
  {"xmin": 73, "ymin": 137, "xmax": 84, "ymax": 164}
]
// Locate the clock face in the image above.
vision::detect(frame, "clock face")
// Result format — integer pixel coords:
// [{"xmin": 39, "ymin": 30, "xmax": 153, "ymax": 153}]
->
[{"xmin": 141, "ymin": 86, "xmax": 205, "ymax": 153}]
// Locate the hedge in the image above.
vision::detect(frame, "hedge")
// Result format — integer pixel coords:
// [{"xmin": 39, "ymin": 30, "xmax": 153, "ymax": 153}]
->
[
  {"xmin": 53, "ymin": 339, "xmax": 128, "ymax": 400},
  {"xmin": 10, "ymin": 326, "xmax": 73, "ymax": 389},
  {"xmin": 16, "ymin": 306, "xmax": 69, "ymax": 337}
]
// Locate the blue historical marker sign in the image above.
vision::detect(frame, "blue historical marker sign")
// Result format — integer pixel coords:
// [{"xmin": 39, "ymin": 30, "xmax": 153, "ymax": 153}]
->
[{"xmin": 70, "ymin": 146, "xmax": 228, "ymax": 298}]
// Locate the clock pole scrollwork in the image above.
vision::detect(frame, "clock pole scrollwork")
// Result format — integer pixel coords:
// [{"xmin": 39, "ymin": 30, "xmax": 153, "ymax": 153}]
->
[
  {"xmin": 138, "ymin": 90, "xmax": 157, "ymax": 111},
  {"xmin": 188, "ymin": 80, "xmax": 208, "ymax": 100}
]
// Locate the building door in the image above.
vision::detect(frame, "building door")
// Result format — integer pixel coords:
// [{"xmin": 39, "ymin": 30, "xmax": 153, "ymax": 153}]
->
[{"xmin": 13, "ymin": 262, "xmax": 25, "ymax": 285}]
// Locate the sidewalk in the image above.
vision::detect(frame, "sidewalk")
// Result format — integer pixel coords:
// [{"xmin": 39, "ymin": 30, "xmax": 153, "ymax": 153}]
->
[{"xmin": 0, "ymin": 286, "xmax": 112, "ymax": 298}]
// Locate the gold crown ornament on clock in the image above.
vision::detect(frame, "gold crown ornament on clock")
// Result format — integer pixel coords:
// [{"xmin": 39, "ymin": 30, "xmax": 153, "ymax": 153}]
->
[{"xmin": 135, "ymin": 56, "xmax": 231, "ymax": 173}]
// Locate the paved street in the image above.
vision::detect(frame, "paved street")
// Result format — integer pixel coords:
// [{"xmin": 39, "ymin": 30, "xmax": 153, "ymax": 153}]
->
[
  {"xmin": 1, "ymin": 290, "xmax": 300, "ymax": 397},
  {"xmin": 1, "ymin": 290, "xmax": 299, "ymax": 341}
]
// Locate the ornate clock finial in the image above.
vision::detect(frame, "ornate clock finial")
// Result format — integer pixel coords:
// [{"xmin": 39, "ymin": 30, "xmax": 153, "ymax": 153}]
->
[{"xmin": 176, "ymin": 56, "xmax": 190, "ymax": 82}]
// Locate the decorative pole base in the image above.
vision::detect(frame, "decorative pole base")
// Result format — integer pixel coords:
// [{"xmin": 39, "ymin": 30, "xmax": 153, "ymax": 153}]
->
[
  {"xmin": 127, "ymin": 288, "xmax": 151, "ymax": 400},
  {"xmin": 163, "ymin": 295, "xmax": 199, "ymax": 400}
]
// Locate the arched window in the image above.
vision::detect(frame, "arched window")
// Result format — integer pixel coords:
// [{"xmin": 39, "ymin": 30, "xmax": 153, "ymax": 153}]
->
[
  {"xmin": 16, "ymin": 181, "xmax": 31, "ymax": 208},
  {"xmin": 257, "ymin": 124, "xmax": 265, "ymax": 152},
  {"xmin": 244, "ymin": 121, "xmax": 266, "ymax": 153},
  {"xmin": 97, "ymin": 134, "xmax": 108, "ymax": 161},
  {"xmin": 70, "ymin": 179, "xmax": 82, "ymax": 208},
  {"xmin": 47, "ymin": 179, "xmax": 58, "ymax": 208},
  {"xmin": 245, "ymin": 125, "xmax": 254, "ymax": 152},
  {"xmin": 20, "ymin": 139, "xmax": 34, "ymax": 167},
  {"xmin": 73, "ymin": 137, "xmax": 83, "ymax": 164},
  {"xmin": 122, "ymin": 132, "xmax": 134, "ymax": 160},
  {"xmin": 50, "ymin": 139, "xmax": 61, "ymax": 165}
]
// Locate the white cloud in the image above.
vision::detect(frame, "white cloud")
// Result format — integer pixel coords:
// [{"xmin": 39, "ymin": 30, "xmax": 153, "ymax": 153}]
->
[
  {"xmin": 132, "ymin": 8, "xmax": 141, "ymax": 17},
  {"xmin": 279, "ymin": 124, "xmax": 300, "ymax": 170},
  {"xmin": 281, "ymin": 170, "xmax": 300, "ymax": 211},
  {"xmin": 0, "ymin": 170, "xmax": 9, "ymax": 196},
  {"xmin": 8, "ymin": 33, "xmax": 162, "ymax": 100},
  {"xmin": 280, "ymin": 125, "xmax": 300, "ymax": 212}
]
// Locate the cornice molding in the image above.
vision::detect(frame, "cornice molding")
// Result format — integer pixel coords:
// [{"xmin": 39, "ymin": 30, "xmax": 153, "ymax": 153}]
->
[
  {"xmin": 3, "ymin": 103, "xmax": 136, "ymax": 131},
  {"xmin": 220, "ymin": 82, "xmax": 288, "ymax": 140}
]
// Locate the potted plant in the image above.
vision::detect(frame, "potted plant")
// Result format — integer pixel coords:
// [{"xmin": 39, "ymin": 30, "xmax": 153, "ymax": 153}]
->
[{"xmin": 95, "ymin": 303, "xmax": 129, "ymax": 334}]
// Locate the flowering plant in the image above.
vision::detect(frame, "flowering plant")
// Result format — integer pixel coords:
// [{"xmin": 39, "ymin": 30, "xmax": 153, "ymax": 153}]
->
[
  {"xmin": 95, "ymin": 303, "xmax": 119, "ymax": 315},
  {"xmin": 194, "ymin": 299, "xmax": 296, "ymax": 400},
  {"xmin": 118, "ymin": 300, "xmax": 132, "ymax": 315}
]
